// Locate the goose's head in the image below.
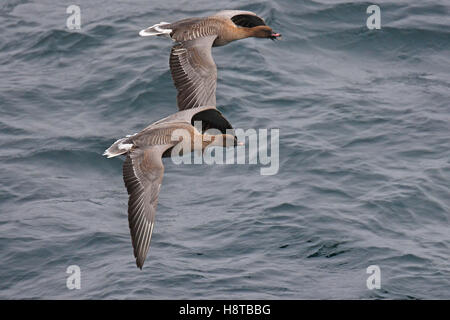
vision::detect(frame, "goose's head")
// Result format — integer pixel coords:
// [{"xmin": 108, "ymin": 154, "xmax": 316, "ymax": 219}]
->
[
  {"xmin": 205, "ymin": 134, "xmax": 243, "ymax": 148},
  {"xmin": 251, "ymin": 26, "xmax": 282, "ymax": 40}
]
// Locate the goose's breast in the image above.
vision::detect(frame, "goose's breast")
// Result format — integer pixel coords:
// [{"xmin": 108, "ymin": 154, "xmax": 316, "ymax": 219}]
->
[{"xmin": 212, "ymin": 37, "xmax": 230, "ymax": 47}]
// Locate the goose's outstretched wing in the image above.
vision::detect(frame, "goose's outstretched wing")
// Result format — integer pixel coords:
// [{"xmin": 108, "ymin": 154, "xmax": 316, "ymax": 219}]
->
[
  {"xmin": 169, "ymin": 35, "xmax": 217, "ymax": 111},
  {"xmin": 123, "ymin": 144, "xmax": 172, "ymax": 269}
]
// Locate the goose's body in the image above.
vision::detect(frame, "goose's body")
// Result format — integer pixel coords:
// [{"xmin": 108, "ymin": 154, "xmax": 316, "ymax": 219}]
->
[
  {"xmin": 139, "ymin": 10, "xmax": 281, "ymax": 111},
  {"xmin": 103, "ymin": 106, "xmax": 238, "ymax": 269}
]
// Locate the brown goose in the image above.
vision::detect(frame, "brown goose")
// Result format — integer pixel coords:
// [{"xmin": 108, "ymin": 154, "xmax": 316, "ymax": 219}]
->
[
  {"xmin": 139, "ymin": 10, "xmax": 281, "ymax": 111},
  {"xmin": 103, "ymin": 106, "xmax": 239, "ymax": 269}
]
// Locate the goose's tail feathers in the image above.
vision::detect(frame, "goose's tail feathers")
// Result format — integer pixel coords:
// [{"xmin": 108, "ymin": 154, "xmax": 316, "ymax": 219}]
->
[
  {"xmin": 103, "ymin": 137, "xmax": 134, "ymax": 158},
  {"xmin": 139, "ymin": 22, "xmax": 172, "ymax": 37}
]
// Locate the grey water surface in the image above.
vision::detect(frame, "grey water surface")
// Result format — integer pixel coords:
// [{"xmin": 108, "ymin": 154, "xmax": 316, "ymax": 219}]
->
[{"xmin": 0, "ymin": 0, "xmax": 449, "ymax": 299}]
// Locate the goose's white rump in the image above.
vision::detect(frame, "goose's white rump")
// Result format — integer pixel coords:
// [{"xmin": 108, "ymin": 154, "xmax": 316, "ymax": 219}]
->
[{"xmin": 139, "ymin": 22, "xmax": 172, "ymax": 37}]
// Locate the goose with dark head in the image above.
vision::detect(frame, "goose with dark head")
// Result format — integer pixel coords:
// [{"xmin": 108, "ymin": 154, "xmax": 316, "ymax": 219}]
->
[
  {"xmin": 139, "ymin": 10, "xmax": 281, "ymax": 111},
  {"xmin": 103, "ymin": 106, "xmax": 241, "ymax": 269}
]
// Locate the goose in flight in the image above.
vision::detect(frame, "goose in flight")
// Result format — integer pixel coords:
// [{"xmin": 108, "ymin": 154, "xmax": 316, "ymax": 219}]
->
[
  {"xmin": 103, "ymin": 107, "xmax": 239, "ymax": 269},
  {"xmin": 139, "ymin": 10, "xmax": 281, "ymax": 111}
]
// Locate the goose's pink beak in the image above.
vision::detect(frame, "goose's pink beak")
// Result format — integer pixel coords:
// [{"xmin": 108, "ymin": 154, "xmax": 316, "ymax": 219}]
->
[{"xmin": 270, "ymin": 32, "xmax": 282, "ymax": 40}]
